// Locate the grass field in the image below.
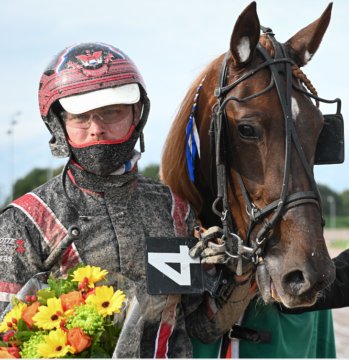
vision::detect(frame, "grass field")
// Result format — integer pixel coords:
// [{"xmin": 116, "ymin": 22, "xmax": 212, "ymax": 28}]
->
[
  {"xmin": 324, "ymin": 226, "xmax": 349, "ymax": 250},
  {"xmin": 329, "ymin": 239, "xmax": 349, "ymax": 249},
  {"xmin": 324, "ymin": 215, "xmax": 349, "ymax": 228}
]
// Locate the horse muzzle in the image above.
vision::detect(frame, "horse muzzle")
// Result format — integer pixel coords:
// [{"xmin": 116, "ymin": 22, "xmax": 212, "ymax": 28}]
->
[{"xmin": 258, "ymin": 251, "xmax": 336, "ymax": 308}]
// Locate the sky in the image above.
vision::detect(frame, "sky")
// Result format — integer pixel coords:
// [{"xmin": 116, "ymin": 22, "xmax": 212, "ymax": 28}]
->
[{"xmin": 1, "ymin": 0, "xmax": 348, "ymax": 203}]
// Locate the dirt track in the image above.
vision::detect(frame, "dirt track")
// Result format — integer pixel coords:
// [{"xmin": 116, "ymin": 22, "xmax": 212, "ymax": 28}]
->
[
  {"xmin": 325, "ymin": 229, "xmax": 349, "ymax": 359},
  {"xmin": 333, "ymin": 308, "xmax": 348, "ymax": 358}
]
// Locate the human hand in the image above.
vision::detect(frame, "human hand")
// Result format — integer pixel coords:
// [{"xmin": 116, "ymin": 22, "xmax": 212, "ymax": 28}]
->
[{"xmin": 189, "ymin": 226, "xmax": 253, "ymax": 279}]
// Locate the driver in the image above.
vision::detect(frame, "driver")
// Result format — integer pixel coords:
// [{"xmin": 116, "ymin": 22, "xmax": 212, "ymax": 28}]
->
[{"xmin": 0, "ymin": 42, "xmax": 253, "ymax": 357}]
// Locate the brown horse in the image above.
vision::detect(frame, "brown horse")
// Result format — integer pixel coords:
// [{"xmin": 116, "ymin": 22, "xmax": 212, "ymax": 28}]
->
[{"xmin": 161, "ymin": 2, "xmax": 338, "ymax": 308}]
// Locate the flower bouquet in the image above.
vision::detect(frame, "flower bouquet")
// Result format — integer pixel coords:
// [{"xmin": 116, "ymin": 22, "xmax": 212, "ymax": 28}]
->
[{"xmin": 0, "ymin": 265, "xmax": 126, "ymax": 358}]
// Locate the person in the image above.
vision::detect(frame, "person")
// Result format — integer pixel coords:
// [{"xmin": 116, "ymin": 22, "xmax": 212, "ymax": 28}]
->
[{"xmin": 0, "ymin": 42, "xmax": 253, "ymax": 358}]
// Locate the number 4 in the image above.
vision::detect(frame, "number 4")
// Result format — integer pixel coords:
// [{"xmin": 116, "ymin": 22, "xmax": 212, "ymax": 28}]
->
[{"xmin": 148, "ymin": 245, "xmax": 200, "ymax": 286}]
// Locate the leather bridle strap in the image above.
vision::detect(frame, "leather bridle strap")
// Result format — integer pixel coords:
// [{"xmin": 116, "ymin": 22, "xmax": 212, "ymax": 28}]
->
[
  {"xmin": 211, "ymin": 28, "xmax": 322, "ymax": 261},
  {"xmin": 251, "ymin": 40, "xmax": 321, "ymax": 248},
  {"xmin": 248, "ymin": 191, "xmax": 320, "ymax": 222}
]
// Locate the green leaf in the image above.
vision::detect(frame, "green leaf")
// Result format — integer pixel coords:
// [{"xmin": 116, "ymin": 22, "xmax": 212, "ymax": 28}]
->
[
  {"xmin": 16, "ymin": 330, "xmax": 35, "ymax": 342},
  {"xmin": 98, "ymin": 324, "xmax": 120, "ymax": 356},
  {"xmin": 90, "ymin": 344, "xmax": 110, "ymax": 358},
  {"xmin": 36, "ymin": 288, "xmax": 56, "ymax": 305},
  {"xmin": 17, "ymin": 319, "xmax": 30, "ymax": 332},
  {"xmin": 46, "ymin": 273, "xmax": 77, "ymax": 297},
  {"xmin": 10, "ymin": 297, "xmax": 22, "ymax": 307},
  {"xmin": 43, "ymin": 264, "xmax": 85, "ymax": 297},
  {"xmin": 74, "ymin": 349, "xmax": 90, "ymax": 358}
]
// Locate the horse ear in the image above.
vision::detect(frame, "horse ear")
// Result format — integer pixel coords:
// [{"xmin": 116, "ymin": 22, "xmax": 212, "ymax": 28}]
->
[
  {"xmin": 230, "ymin": 2, "xmax": 260, "ymax": 66},
  {"xmin": 285, "ymin": 3, "xmax": 332, "ymax": 67}
]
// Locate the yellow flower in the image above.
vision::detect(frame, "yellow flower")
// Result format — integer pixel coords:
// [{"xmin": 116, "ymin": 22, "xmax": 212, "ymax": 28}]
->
[
  {"xmin": 85, "ymin": 286, "xmax": 126, "ymax": 317},
  {"xmin": 0, "ymin": 302, "xmax": 27, "ymax": 332},
  {"xmin": 72, "ymin": 266, "xmax": 108, "ymax": 288},
  {"xmin": 37, "ymin": 328, "xmax": 74, "ymax": 358},
  {"xmin": 32, "ymin": 297, "xmax": 64, "ymax": 330}
]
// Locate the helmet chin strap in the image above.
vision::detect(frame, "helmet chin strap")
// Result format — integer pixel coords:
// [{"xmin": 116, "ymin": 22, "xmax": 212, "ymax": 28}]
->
[{"xmin": 140, "ymin": 131, "xmax": 145, "ymax": 153}]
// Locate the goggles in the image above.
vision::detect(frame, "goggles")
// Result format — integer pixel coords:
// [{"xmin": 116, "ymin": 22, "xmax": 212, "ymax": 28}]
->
[{"xmin": 63, "ymin": 105, "xmax": 134, "ymax": 130}]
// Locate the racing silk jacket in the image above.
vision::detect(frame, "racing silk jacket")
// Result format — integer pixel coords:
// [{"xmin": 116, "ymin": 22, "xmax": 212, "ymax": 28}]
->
[{"xmin": 0, "ymin": 164, "xmax": 252, "ymax": 357}]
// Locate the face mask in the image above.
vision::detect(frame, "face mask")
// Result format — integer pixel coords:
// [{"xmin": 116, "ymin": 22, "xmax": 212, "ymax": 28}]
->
[{"xmin": 70, "ymin": 130, "xmax": 139, "ymax": 176}]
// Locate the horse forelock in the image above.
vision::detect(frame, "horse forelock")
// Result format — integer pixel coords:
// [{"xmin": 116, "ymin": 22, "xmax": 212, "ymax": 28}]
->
[{"xmin": 258, "ymin": 35, "xmax": 319, "ymax": 102}]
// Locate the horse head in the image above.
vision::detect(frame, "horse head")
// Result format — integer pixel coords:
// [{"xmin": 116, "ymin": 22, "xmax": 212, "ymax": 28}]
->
[{"xmin": 161, "ymin": 2, "xmax": 338, "ymax": 308}]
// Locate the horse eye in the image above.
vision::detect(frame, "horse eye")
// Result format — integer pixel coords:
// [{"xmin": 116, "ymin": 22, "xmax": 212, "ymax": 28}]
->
[{"xmin": 238, "ymin": 124, "xmax": 258, "ymax": 139}]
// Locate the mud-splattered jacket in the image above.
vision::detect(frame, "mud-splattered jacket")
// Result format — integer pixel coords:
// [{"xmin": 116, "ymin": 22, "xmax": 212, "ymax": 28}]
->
[{"xmin": 0, "ymin": 164, "xmax": 252, "ymax": 357}]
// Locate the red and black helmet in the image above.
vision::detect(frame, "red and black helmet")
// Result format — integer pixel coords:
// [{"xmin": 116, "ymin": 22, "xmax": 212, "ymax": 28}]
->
[{"xmin": 38, "ymin": 42, "xmax": 150, "ymax": 157}]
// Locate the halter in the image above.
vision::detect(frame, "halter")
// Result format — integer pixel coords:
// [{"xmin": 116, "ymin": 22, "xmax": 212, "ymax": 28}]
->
[{"xmin": 210, "ymin": 27, "xmax": 341, "ymax": 272}]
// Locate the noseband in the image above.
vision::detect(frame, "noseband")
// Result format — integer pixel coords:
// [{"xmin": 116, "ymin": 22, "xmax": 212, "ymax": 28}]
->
[{"xmin": 210, "ymin": 27, "xmax": 341, "ymax": 273}]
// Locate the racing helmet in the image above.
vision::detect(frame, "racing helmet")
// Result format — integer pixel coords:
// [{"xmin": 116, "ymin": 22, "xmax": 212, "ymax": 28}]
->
[{"xmin": 38, "ymin": 42, "xmax": 150, "ymax": 157}]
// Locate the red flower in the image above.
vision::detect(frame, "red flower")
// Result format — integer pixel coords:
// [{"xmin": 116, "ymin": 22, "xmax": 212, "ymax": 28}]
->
[
  {"xmin": 83, "ymin": 288, "xmax": 96, "ymax": 300},
  {"xmin": 67, "ymin": 328, "xmax": 92, "ymax": 353},
  {"xmin": 0, "ymin": 346, "xmax": 20, "ymax": 358},
  {"xmin": 2, "ymin": 330, "xmax": 16, "ymax": 342}
]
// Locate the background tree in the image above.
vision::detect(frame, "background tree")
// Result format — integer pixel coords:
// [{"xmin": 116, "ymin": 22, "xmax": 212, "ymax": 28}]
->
[
  {"xmin": 1, "ymin": 167, "xmax": 63, "ymax": 207},
  {"xmin": 140, "ymin": 164, "xmax": 160, "ymax": 181},
  {"xmin": 318, "ymin": 184, "xmax": 343, "ymax": 215},
  {"xmin": 13, "ymin": 167, "xmax": 63, "ymax": 200},
  {"xmin": 341, "ymin": 190, "xmax": 349, "ymax": 216}
]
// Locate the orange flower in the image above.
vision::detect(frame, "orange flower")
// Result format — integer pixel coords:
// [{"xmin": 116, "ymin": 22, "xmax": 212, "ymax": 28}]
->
[
  {"xmin": 0, "ymin": 346, "xmax": 20, "ymax": 358},
  {"xmin": 22, "ymin": 301, "xmax": 40, "ymax": 328},
  {"xmin": 67, "ymin": 328, "xmax": 92, "ymax": 353},
  {"xmin": 60, "ymin": 291, "xmax": 85, "ymax": 311}
]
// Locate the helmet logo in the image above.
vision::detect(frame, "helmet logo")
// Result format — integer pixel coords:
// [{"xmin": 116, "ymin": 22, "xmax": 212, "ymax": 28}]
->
[
  {"xmin": 67, "ymin": 50, "xmax": 115, "ymax": 77},
  {"xmin": 76, "ymin": 50, "xmax": 103, "ymax": 67}
]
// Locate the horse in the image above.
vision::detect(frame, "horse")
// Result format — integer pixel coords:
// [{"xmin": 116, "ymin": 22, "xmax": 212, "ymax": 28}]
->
[{"xmin": 161, "ymin": 2, "xmax": 341, "ymax": 309}]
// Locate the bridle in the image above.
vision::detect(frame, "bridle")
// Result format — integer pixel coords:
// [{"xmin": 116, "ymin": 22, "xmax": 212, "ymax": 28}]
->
[{"xmin": 210, "ymin": 27, "xmax": 342, "ymax": 273}]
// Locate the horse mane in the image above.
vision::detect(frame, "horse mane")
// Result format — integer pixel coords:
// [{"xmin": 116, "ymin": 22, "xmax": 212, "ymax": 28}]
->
[{"xmin": 160, "ymin": 60, "xmax": 219, "ymax": 213}]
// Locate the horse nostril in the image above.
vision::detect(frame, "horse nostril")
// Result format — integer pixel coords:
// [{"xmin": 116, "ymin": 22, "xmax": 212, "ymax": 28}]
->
[{"xmin": 282, "ymin": 270, "xmax": 308, "ymax": 296}]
